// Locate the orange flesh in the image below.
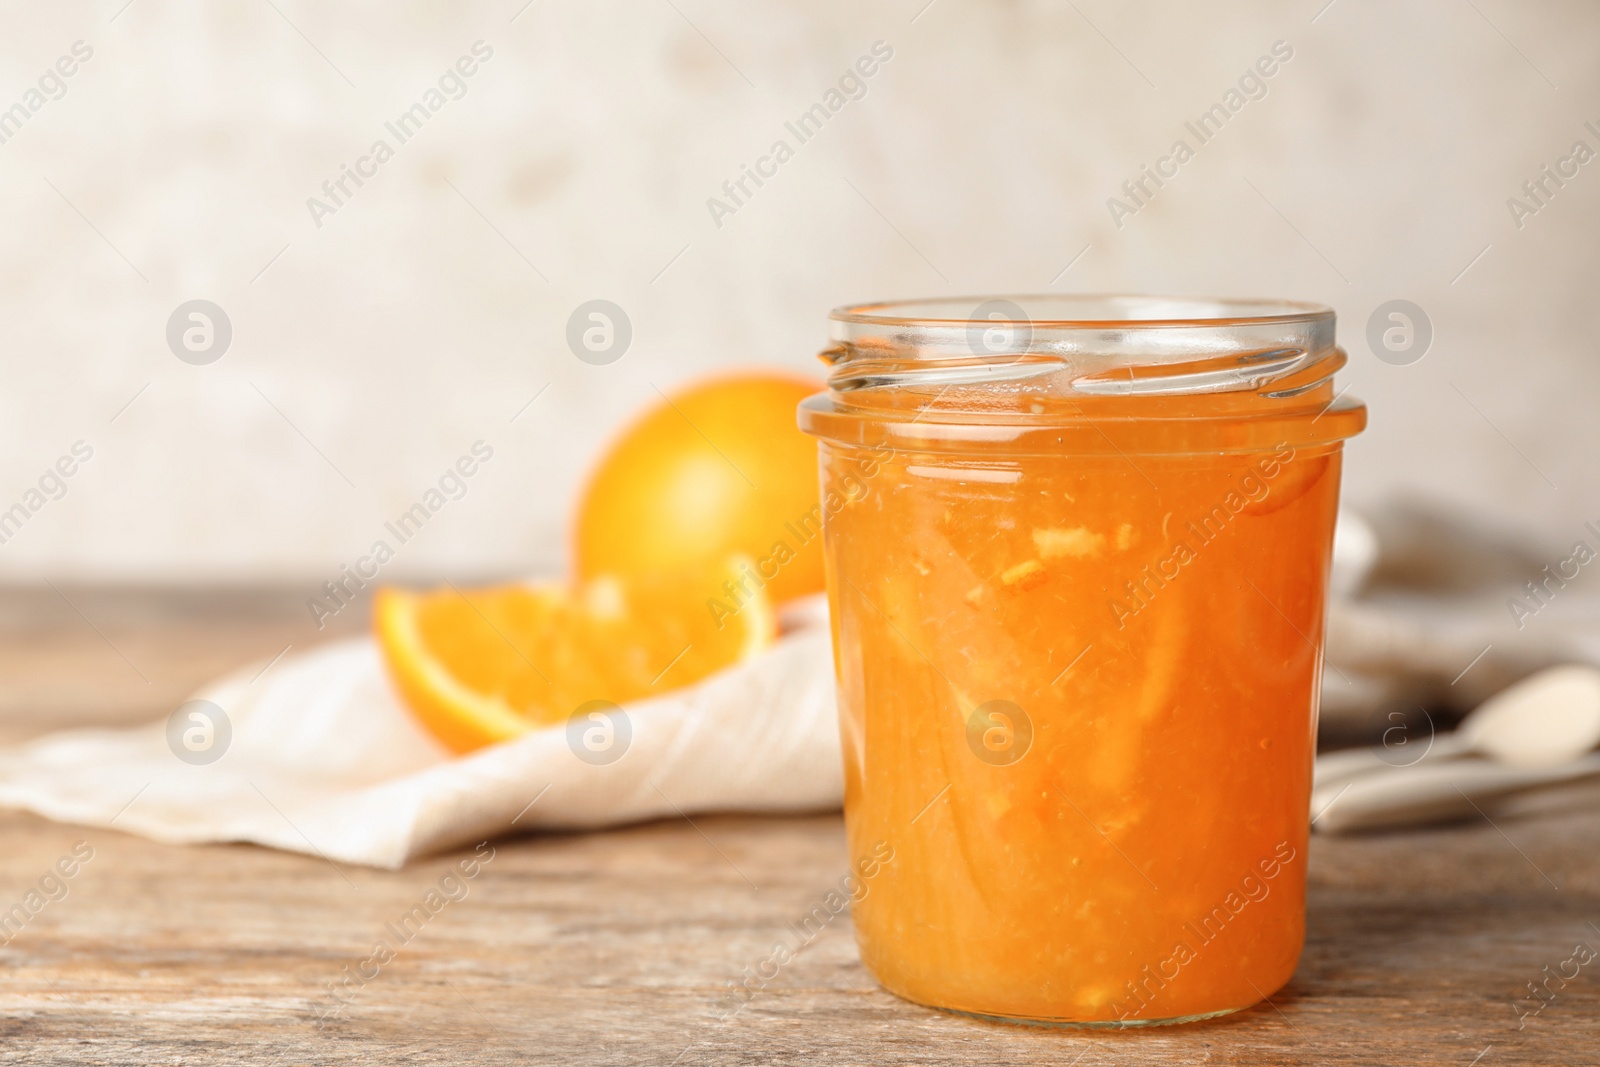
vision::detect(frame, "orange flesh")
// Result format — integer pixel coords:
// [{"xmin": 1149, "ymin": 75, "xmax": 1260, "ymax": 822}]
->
[
  {"xmin": 374, "ymin": 561, "xmax": 776, "ymax": 754},
  {"xmin": 815, "ymin": 409, "xmax": 1345, "ymax": 1024}
]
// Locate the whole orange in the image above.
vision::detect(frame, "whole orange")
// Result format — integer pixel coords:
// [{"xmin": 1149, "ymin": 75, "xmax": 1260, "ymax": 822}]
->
[{"xmin": 574, "ymin": 372, "xmax": 827, "ymax": 605}]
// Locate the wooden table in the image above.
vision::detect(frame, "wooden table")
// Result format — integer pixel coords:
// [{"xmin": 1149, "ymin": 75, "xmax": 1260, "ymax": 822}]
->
[{"xmin": 2, "ymin": 588, "xmax": 1596, "ymax": 1065}]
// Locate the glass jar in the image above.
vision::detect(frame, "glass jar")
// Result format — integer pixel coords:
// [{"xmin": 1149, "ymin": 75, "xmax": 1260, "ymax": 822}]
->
[{"xmin": 798, "ymin": 295, "xmax": 1365, "ymax": 1027}]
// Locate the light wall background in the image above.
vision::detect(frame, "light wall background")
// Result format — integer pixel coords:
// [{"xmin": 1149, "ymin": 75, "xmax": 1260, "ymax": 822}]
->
[{"xmin": 0, "ymin": 0, "xmax": 1596, "ymax": 584}]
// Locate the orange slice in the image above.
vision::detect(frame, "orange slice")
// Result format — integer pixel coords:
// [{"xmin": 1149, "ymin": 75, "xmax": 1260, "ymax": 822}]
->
[{"xmin": 375, "ymin": 557, "xmax": 776, "ymax": 753}]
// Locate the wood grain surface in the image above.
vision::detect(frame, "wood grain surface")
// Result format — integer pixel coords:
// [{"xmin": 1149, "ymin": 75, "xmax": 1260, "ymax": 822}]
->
[{"xmin": 1, "ymin": 587, "xmax": 1597, "ymax": 1065}]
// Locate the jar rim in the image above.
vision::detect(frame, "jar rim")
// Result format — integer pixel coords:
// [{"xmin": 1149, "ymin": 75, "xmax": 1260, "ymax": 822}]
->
[
  {"xmin": 821, "ymin": 293, "xmax": 1342, "ymax": 400},
  {"xmin": 830, "ymin": 294, "xmax": 1334, "ymax": 334},
  {"xmin": 807, "ymin": 292, "xmax": 1364, "ymax": 452}
]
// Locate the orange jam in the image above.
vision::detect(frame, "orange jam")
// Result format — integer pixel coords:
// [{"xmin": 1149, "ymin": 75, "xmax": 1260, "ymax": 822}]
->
[{"xmin": 799, "ymin": 296, "xmax": 1364, "ymax": 1026}]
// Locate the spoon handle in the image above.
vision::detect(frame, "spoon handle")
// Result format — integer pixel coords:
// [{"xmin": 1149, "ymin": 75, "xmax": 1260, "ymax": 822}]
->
[
  {"xmin": 1311, "ymin": 753, "xmax": 1600, "ymax": 833},
  {"xmin": 1312, "ymin": 732, "xmax": 1471, "ymax": 791}
]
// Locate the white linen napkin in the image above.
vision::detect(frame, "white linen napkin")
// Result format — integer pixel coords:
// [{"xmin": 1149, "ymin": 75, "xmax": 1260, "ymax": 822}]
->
[
  {"xmin": 0, "ymin": 626, "xmax": 842, "ymax": 870},
  {"xmin": 1321, "ymin": 504, "xmax": 1600, "ymax": 727}
]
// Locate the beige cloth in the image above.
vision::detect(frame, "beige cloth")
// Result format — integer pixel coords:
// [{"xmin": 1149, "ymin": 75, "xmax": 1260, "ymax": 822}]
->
[
  {"xmin": 0, "ymin": 625, "xmax": 841, "ymax": 869},
  {"xmin": 1321, "ymin": 502, "xmax": 1600, "ymax": 735}
]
